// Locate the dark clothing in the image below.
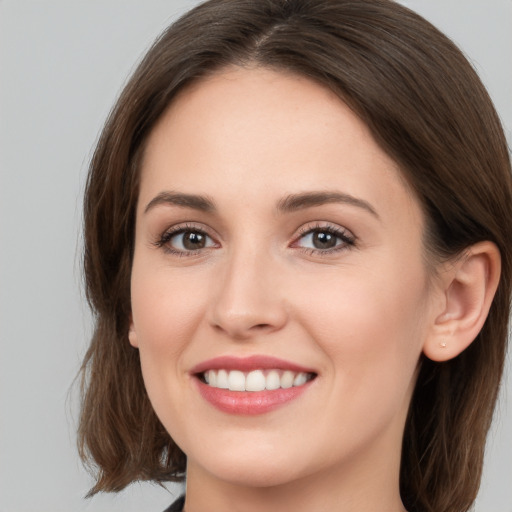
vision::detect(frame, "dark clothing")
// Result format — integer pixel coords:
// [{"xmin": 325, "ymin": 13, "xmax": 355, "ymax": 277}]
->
[{"xmin": 163, "ymin": 495, "xmax": 185, "ymax": 512}]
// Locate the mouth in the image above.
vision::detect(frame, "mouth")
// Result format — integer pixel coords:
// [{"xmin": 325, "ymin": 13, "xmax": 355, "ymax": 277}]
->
[
  {"xmin": 198, "ymin": 368, "xmax": 316, "ymax": 392},
  {"xmin": 191, "ymin": 355, "xmax": 318, "ymax": 415}
]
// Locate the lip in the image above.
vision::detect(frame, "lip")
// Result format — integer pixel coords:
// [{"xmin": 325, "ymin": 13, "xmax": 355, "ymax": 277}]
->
[
  {"xmin": 190, "ymin": 355, "xmax": 317, "ymax": 416},
  {"xmin": 190, "ymin": 355, "xmax": 316, "ymax": 375},
  {"xmin": 195, "ymin": 378, "xmax": 314, "ymax": 415}
]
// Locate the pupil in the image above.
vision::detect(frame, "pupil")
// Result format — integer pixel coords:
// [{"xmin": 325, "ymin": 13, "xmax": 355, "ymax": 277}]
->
[
  {"xmin": 183, "ymin": 231, "xmax": 205, "ymax": 250},
  {"xmin": 313, "ymin": 231, "xmax": 336, "ymax": 249}
]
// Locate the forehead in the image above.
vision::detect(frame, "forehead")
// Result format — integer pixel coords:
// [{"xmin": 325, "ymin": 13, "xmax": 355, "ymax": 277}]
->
[
  {"xmin": 139, "ymin": 66, "xmax": 420, "ymax": 226},
  {"xmin": 145, "ymin": 67, "xmax": 384, "ymax": 168}
]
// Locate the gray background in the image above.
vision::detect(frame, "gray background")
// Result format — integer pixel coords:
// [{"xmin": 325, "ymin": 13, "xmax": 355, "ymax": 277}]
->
[{"xmin": 0, "ymin": 1, "xmax": 510, "ymax": 510}]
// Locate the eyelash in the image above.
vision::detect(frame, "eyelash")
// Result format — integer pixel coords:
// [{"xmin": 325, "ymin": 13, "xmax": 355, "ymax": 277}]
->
[
  {"xmin": 153, "ymin": 222, "xmax": 356, "ymax": 257},
  {"xmin": 293, "ymin": 223, "xmax": 356, "ymax": 256},
  {"xmin": 153, "ymin": 223, "xmax": 217, "ymax": 257}
]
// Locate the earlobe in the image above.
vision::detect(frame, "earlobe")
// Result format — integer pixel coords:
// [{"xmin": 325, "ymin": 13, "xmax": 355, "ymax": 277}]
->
[
  {"xmin": 128, "ymin": 315, "xmax": 139, "ymax": 348},
  {"xmin": 423, "ymin": 241, "xmax": 501, "ymax": 362}
]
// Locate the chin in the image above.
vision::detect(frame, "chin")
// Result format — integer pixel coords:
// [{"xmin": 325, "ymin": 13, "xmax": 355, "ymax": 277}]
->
[
  {"xmin": 202, "ymin": 460, "xmax": 304, "ymax": 489},
  {"xmin": 185, "ymin": 439, "xmax": 311, "ymax": 489}
]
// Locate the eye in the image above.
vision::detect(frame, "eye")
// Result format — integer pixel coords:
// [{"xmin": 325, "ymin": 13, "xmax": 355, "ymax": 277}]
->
[
  {"xmin": 293, "ymin": 224, "xmax": 356, "ymax": 254},
  {"xmin": 155, "ymin": 225, "xmax": 217, "ymax": 255},
  {"xmin": 171, "ymin": 230, "xmax": 214, "ymax": 251}
]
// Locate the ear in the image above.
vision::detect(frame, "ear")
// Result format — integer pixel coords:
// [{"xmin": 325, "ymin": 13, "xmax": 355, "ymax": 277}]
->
[
  {"xmin": 128, "ymin": 314, "xmax": 139, "ymax": 348},
  {"xmin": 423, "ymin": 241, "xmax": 501, "ymax": 362}
]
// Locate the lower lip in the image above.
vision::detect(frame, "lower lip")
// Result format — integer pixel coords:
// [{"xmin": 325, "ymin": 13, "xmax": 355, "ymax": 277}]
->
[{"xmin": 195, "ymin": 378, "xmax": 313, "ymax": 415}]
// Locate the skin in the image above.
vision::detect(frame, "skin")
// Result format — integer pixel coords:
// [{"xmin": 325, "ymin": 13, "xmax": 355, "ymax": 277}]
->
[{"xmin": 128, "ymin": 67, "xmax": 497, "ymax": 512}]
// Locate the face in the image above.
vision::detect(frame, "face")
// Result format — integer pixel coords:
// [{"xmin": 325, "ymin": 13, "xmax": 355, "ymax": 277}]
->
[{"xmin": 129, "ymin": 67, "xmax": 438, "ymax": 490}]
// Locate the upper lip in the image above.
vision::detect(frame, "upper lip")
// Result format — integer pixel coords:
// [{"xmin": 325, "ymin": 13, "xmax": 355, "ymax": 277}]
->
[{"xmin": 190, "ymin": 355, "xmax": 317, "ymax": 375}]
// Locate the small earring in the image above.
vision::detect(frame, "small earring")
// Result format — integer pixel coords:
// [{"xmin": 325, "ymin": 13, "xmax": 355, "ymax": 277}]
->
[{"xmin": 440, "ymin": 341, "xmax": 447, "ymax": 348}]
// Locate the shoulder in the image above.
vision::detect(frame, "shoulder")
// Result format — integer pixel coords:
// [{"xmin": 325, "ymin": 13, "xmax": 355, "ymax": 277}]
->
[{"xmin": 163, "ymin": 495, "xmax": 185, "ymax": 512}]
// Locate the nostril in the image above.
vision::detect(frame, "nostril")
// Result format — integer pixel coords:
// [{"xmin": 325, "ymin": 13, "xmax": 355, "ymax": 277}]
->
[{"xmin": 209, "ymin": 300, "xmax": 288, "ymax": 338}]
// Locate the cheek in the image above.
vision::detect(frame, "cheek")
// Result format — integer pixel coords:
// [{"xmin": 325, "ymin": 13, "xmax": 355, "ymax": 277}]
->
[
  {"xmin": 129, "ymin": 260, "xmax": 210, "ymax": 411},
  {"xmin": 292, "ymin": 255, "xmax": 429, "ymax": 384},
  {"xmin": 130, "ymin": 262, "xmax": 206, "ymax": 354}
]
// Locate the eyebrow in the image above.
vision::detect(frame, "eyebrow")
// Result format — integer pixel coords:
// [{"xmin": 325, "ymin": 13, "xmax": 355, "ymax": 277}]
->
[
  {"xmin": 144, "ymin": 191, "xmax": 215, "ymax": 214},
  {"xmin": 144, "ymin": 190, "xmax": 379, "ymax": 219},
  {"xmin": 276, "ymin": 191, "xmax": 379, "ymax": 219}
]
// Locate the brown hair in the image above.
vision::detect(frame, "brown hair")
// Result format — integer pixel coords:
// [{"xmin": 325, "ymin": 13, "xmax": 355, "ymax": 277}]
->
[{"xmin": 79, "ymin": 1, "xmax": 512, "ymax": 511}]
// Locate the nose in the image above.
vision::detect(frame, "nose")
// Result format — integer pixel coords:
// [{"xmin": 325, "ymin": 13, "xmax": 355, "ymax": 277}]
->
[{"xmin": 208, "ymin": 247, "xmax": 288, "ymax": 340}]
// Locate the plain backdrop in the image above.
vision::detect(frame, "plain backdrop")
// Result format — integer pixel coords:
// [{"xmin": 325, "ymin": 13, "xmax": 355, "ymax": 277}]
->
[{"xmin": 0, "ymin": 1, "xmax": 510, "ymax": 511}]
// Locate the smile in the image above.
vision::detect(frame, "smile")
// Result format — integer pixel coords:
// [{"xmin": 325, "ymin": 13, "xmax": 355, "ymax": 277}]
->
[
  {"xmin": 191, "ymin": 355, "xmax": 318, "ymax": 415},
  {"xmin": 202, "ymin": 369, "xmax": 314, "ymax": 392}
]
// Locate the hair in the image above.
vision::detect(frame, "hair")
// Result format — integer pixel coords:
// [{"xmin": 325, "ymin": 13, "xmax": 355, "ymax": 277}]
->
[{"xmin": 79, "ymin": 1, "xmax": 512, "ymax": 511}]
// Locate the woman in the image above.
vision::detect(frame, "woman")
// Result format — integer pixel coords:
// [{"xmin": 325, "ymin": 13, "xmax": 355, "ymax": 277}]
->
[{"xmin": 78, "ymin": 1, "xmax": 512, "ymax": 511}]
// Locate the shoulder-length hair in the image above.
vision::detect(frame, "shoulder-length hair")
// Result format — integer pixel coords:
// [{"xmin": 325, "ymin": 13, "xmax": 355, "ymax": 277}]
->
[{"xmin": 79, "ymin": 1, "xmax": 512, "ymax": 511}]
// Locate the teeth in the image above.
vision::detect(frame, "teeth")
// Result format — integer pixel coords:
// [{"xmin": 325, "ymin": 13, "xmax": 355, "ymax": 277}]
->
[
  {"xmin": 280, "ymin": 370, "xmax": 295, "ymax": 389},
  {"xmin": 228, "ymin": 370, "xmax": 245, "ymax": 391},
  {"xmin": 266, "ymin": 370, "xmax": 281, "ymax": 390},
  {"xmin": 216, "ymin": 369, "xmax": 229, "ymax": 389},
  {"xmin": 245, "ymin": 370, "xmax": 266, "ymax": 391},
  {"xmin": 206, "ymin": 370, "xmax": 216, "ymax": 386},
  {"xmin": 293, "ymin": 372, "xmax": 308, "ymax": 386},
  {"xmin": 202, "ymin": 369, "xmax": 313, "ymax": 392}
]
